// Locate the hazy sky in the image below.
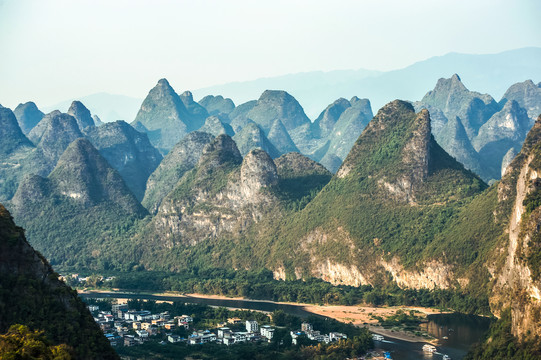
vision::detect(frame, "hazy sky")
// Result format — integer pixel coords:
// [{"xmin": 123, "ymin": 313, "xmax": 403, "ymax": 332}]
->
[{"xmin": 1, "ymin": 0, "xmax": 540, "ymax": 108}]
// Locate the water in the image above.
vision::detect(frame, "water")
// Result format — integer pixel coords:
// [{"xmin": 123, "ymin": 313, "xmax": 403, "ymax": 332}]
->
[
  {"xmin": 372, "ymin": 313, "xmax": 493, "ymax": 360},
  {"xmin": 80, "ymin": 292, "xmax": 492, "ymax": 359}
]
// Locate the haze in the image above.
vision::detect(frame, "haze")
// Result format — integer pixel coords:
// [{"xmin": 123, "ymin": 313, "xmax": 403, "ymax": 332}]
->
[{"xmin": 0, "ymin": 0, "xmax": 540, "ymax": 109}]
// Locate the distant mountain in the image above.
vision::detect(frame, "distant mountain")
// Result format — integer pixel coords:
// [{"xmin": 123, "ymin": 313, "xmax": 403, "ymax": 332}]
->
[
  {"xmin": 25, "ymin": 111, "xmax": 83, "ymax": 177},
  {"xmin": 0, "ymin": 108, "xmax": 34, "ymax": 201},
  {"xmin": 13, "ymin": 102, "xmax": 44, "ymax": 134},
  {"xmin": 131, "ymin": 79, "xmax": 197, "ymax": 154},
  {"xmin": 67, "ymin": 100, "xmax": 95, "ymax": 130},
  {"xmin": 198, "ymin": 115, "xmax": 235, "ymax": 138},
  {"xmin": 198, "ymin": 95, "xmax": 235, "ymax": 116},
  {"xmin": 233, "ymin": 122, "xmax": 280, "ymax": 159},
  {"xmin": 83, "ymin": 120, "xmax": 163, "ymax": 200},
  {"xmin": 500, "ymin": 79, "xmax": 541, "ymax": 122},
  {"xmin": 194, "ymin": 48, "xmax": 541, "ymax": 117},
  {"xmin": 44, "ymin": 92, "xmax": 142, "ymax": 123},
  {"xmin": 0, "ymin": 204, "xmax": 118, "ymax": 359}
]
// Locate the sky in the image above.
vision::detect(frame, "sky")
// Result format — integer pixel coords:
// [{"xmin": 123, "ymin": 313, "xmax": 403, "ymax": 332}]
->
[{"xmin": 0, "ymin": 0, "xmax": 540, "ymax": 109}]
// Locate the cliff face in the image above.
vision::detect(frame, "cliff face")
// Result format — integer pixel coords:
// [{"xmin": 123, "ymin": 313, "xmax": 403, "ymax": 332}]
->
[
  {"xmin": 0, "ymin": 204, "xmax": 118, "ymax": 359},
  {"xmin": 490, "ymin": 115, "xmax": 541, "ymax": 340},
  {"xmin": 149, "ymin": 136, "xmax": 280, "ymax": 251}
]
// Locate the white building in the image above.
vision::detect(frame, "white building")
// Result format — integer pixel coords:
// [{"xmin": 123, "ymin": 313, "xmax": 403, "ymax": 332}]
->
[
  {"xmin": 218, "ymin": 327, "xmax": 232, "ymax": 338},
  {"xmin": 168, "ymin": 334, "xmax": 182, "ymax": 343},
  {"xmin": 260, "ymin": 325, "xmax": 275, "ymax": 340},
  {"xmin": 246, "ymin": 320, "xmax": 259, "ymax": 333}
]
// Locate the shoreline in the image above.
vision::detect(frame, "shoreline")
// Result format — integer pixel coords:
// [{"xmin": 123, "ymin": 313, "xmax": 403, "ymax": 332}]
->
[{"xmin": 78, "ymin": 289, "xmax": 445, "ymax": 344}]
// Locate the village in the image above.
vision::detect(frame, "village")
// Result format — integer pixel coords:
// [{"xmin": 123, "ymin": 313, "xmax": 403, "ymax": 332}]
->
[{"xmin": 88, "ymin": 302, "xmax": 348, "ymax": 349}]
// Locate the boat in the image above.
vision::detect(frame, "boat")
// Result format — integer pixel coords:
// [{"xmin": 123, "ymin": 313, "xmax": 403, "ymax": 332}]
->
[
  {"xmin": 383, "ymin": 351, "xmax": 392, "ymax": 359},
  {"xmin": 422, "ymin": 344, "xmax": 437, "ymax": 353},
  {"xmin": 372, "ymin": 334, "xmax": 384, "ymax": 341},
  {"xmin": 442, "ymin": 336, "xmax": 448, "ymax": 340},
  {"xmin": 443, "ymin": 355, "xmax": 451, "ymax": 360}
]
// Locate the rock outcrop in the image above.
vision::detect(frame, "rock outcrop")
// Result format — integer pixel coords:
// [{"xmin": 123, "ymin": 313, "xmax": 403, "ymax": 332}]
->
[
  {"xmin": 67, "ymin": 100, "xmax": 95, "ymax": 130},
  {"xmin": 199, "ymin": 95, "xmax": 235, "ymax": 116},
  {"xmin": 233, "ymin": 122, "xmax": 280, "ymax": 158}
]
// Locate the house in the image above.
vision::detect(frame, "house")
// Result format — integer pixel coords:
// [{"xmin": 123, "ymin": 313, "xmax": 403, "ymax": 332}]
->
[
  {"xmin": 260, "ymin": 325, "xmax": 275, "ymax": 340},
  {"xmin": 164, "ymin": 322, "xmax": 176, "ymax": 330},
  {"xmin": 160, "ymin": 311, "xmax": 171, "ymax": 321},
  {"xmin": 112, "ymin": 304, "xmax": 128, "ymax": 312},
  {"xmin": 246, "ymin": 320, "xmax": 258, "ymax": 333},
  {"xmin": 124, "ymin": 335, "xmax": 136, "ymax": 347},
  {"xmin": 87, "ymin": 305, "xmax": 99, "ymax": 312},
  {"xmin": 136, "ymin": 329, "xmax": 149, "ymax": 338},
  {"xmin": 301, "ymin": 322, "xmax": 313, "ymax": 332},
  {"xmin": 290, "ymin": 331, "xmax": 302, "ymax": 345},
  {"xmin": 180, "ymin": 315, "xmax": 193, "ymax": 322},
  {"xmin": 329, "ymin": 332, "xmax": 347, "ymax": 342},
  {"xmin": 168, "ymin": 334, "xmax": 182, "ymax": 343},
  {"xmin": 133, "ymin": 322, "xmax": 142, "ymax": 330},
  {"xmin": 218, "ymin": 327, "xmax": 232, "ymax": 338},
  {"xmin": 179, "ymin": 321, "xmax": 189, "ymax": 329}
]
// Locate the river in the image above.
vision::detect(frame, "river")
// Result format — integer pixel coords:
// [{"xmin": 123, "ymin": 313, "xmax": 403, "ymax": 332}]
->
[{"xmin": 80, "ymin": 292, "xmax": 492, "ymax": 359}]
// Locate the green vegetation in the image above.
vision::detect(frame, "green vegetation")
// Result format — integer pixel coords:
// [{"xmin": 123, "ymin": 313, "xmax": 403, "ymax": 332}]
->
[
  {"xmin": 465, "ymin": 309, "xmax": 541, "ymax": 360},
  {"xmin": 75, "ymin": 268, "xmax": 492, "ymax": 315},
  {"xmin": 0, "ymin": 325, "xmax": 73, "ymax": 360}
]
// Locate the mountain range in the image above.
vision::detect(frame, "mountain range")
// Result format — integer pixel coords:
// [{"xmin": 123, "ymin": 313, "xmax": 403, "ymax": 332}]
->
[{"xmin": 2, "ymin": 66, "xmax": 541, "ymax": 357}]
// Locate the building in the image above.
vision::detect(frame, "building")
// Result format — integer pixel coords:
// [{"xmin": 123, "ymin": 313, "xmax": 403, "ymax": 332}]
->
[
  {"xmin": 246, "ymin": 320, "xmax": 259, "ymax": 333},
  {"xmin": 260, "ymin": 325, "xmax": 275, "ymax": 340},
  {"xmin": 301, "ymin": 322, "xmax": 313, "ymax": 332},
  {"xmin": 112, "ymin": 303, "xmax": 128, "ymax": 312},
  {"xmin": 329, "ymin": 332, "xmax": 347, "ymax": 342},
  {"xmin": 218, "ymin": 327, "xmax": 232, "ymax": 338},
  {"xmin": 168, "ymin": 334, "xmax": 182, "ymax": 343},
  {"xmin": 124, "ymin": 335, "xmax": 136, "ymax": 347}
]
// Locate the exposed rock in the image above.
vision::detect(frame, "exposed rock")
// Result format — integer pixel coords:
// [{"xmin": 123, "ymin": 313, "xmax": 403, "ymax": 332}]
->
[
  {"xmin": 67, "ymin": 100, "xmax": 95, "ymax": 130},
  {"xmin": 199, "ymin": 95, "xmax": 235, "ymax": 116},
  {"xmin": 240, "ymin": 149, "xmax": 278, "ymax": 199},
  {"xmin": 13, "ymin": 102, "xmax": 44, "ymax": 134},
  {"xmin": 92, "ymin": 114, "xmax": 104, "ymax": 126},
  {"xmin": 83, "ymin": 120, "xmax": 163, "ymax": 200},
  {"xmin": 143, "ymin": 131, "xmax": 215, "ymax": 214}
]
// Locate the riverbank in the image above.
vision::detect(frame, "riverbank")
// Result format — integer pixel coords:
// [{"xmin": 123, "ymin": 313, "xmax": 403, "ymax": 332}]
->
[{"xmin": 78, "ymin": 289, "xmax": 444, "ymax": 343}]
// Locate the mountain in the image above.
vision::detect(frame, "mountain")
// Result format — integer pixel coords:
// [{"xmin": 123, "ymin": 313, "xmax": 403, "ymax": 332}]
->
[
  {"xmin": 419, "ymin": 74, "xmax": 500, "ymax": 139},
  {"xmin": 0, "ymin": 108, "xmax": 34, "ymax": 201},
  {"xmin": 318, "ymin": 97, "xmax": 373, "ymax": 171},
  {"xmin": 267, "ymin": 118, "xmax": 299, "ymax": 154},
  {"xmin": 67, "ymin": 100, "xmax": 95, "ymax": 130},
  {"xmin": 436, "ymin": 116, "xmax": 484, "ymax": 179},
  {"xmin": 198, "ymin": 115, "xmax": 235, "ymax": 137},
  {"xmin": 246, "ymin": 90, "xmax": 311, "ymax": 132},
  {"xmin": 143, "ymin": 131, "xmax": 215, "ymax": 214},
  {"xmin": 472, "ymin": 100, "xmax": 531, "ymax": 181},
  {"xmin": 232, "ymin": 122, "xmax": 280, "ymax": 158},
  {"xmin": 44, "ymin": 92, "xmax": 142, "ymax": 124},
  {"xmin": 229, "ymin": 100, "xmax": 257, "ymax": 132},
  {"xmin": 13, "ymin": 102, "xmax": 44, "ymax": 134},
  {"xmin": 10, "ymin": 138, "xmax": 146, "ymax": 267},
  {"xmin": 312, "ymin": 98, "xmax": 351, "ymax": 139},
  {"xmin": 179, "ymin": 90, "xmax": 209, "ymax": 127},
  {"xmin": 500, "ymin": 79, "xmax": 541, "ymax": 122},
  {"xmin": 0, "ymin": 204, "xmax": 118, "ymax": 359},
  {"xmin": 26, "ymin": 111, "xmax": 83, "ymax": 176},
  {"xmin": 198, "ymin": 95, "xmax": 235, "ymax": 116},
  {"xmin": 83, "ymin": 120, "xmax": 163, "ymax": 200},
  {"xmin": 194, "ymin": 47, "xmax": 541, "ymax": 117},
  {"xmin": 131, "ymin": 79, "xmax": 196, "ymax": 154}
]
